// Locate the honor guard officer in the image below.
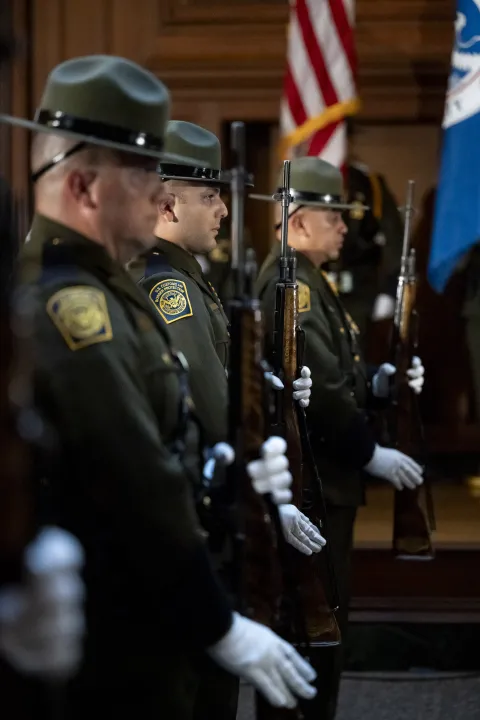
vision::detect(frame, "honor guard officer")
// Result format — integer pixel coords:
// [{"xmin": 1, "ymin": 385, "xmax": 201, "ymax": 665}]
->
[
  {"xmin": 254, "ymin": 156, "xmax": 426, "ymax": 720},
  {"xmin": 2, "ymin": 57, "xmax": 317, "ymax": 719},
  {"xmin": 131, "ymin": 122, "xmax": 324, "ymax": 719},
  {"xmin": 132, "ymin": 121, "xmax": 322, "ymax": 546},
  {"xmin": 325, "ymin": 123, "xmax": 404, "ymax": 350}
]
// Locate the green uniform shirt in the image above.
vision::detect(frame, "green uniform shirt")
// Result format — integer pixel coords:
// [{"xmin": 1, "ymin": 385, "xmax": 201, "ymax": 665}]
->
[
  {"xmin": 256, "ymin": 244, "xmax": 376, "ymax": 507},
  {"xmin": 130, "ymin": 238, "xmax": 230, "ymax": 447},
  {"xmin": 20, "ymin": 215, "xmax": 232, "ymax": 654}
]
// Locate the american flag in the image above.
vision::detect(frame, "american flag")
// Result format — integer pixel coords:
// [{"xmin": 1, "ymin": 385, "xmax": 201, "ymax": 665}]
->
[{"xmin": 279, "ymin": 0, "xmax": 359, "ymax": 168}]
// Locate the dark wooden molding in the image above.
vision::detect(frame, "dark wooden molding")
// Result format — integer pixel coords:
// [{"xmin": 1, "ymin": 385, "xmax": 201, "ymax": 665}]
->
[{"xmin": 351, "ymin": 547, "xmax": 480, "ymax": 622}]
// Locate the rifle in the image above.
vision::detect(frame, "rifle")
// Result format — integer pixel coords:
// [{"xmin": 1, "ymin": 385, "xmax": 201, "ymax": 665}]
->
[
  {"xmin": 270, "ymin": 160, "xmax": 341, "ymax": 646},
  {"xmin": 388, "ymin": 179, "xmax": 435, "ymax": 560},
  {"xmin": 227, "ymin": 122, "xmax": 314, "ymax": 720},
  {"xmin": 226, "ymin": 120, "xmax": 283, "ymax": 631}
]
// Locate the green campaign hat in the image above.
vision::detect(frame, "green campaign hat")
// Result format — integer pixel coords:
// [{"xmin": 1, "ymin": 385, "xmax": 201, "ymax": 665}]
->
[
  {"xmin": 158, "ymin": 120, "xmax": 254, "ymax": 187},
  {"xmin": 0, "ymin": 55, "xmax": 196, "ymax": 163},
  {"xmin": 250, "ymin": 156, "xmax": 367, "ymax": 211}
]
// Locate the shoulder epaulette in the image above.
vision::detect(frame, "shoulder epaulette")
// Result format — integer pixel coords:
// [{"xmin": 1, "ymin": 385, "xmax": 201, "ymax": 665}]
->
[
  {"xmin": 40, "ymin": 241, "xmax": 82, "ymax": 286},
  {"xmin": 143, "ymin": 251, "xmax": 173, "ymax": 281}
]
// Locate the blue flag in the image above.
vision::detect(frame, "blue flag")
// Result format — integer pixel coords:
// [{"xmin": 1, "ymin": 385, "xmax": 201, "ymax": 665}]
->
[{"xmin": 428, "ymin": 0, "xmax": 480, "ymax": 292}]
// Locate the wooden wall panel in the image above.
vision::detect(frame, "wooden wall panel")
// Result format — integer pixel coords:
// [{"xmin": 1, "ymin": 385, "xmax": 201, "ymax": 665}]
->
[
  {"xmin": 16, "ymin": 0, "xmax": 455, "ymax": 248},
  {"xmin": 27, "ymin": 0, "xmax": 455, "ymax": 122}
]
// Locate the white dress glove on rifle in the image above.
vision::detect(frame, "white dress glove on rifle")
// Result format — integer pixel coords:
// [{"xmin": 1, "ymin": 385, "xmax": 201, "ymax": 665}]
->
[
  {"xmin": 207, "ymin": 612, "xmax": 317, "ymax": 709},
  {"xmin": 247, "ymin": 437, "xmax": 292, "ymax": 505},
  {"xmin": 264, "ymin": 366, "xmax": 313, "ymax": 408},
  {"xmin": 364, "ymin": 445, "xmax": 424, "ymax": 491},
  {"xmin": 292, "ymin": 366, "xmax": 312, "ymax": 408},
  {"xmin": 203, "ymin": 442, "xmax": 236, "ymax": 482},
  {"xmin": 372, "ymin": 356, "xmax": 425, "ymax": 398},
  {"xmin": 0, "ymin": 526, "xmax": 85, "ymax": 680},
  {"xmin": 278, "ymin": 505, "xmax": 326, "ymax": 555},
  {"xmin": 406, "ymin": 356, "xmax": 425, "ymax": 394}
]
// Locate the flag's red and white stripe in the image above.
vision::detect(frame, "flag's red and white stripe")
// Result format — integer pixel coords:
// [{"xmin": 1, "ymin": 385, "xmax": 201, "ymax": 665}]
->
[{"xmin": 279, "ymin": 0, "xmax": 359, "ymax": 168}]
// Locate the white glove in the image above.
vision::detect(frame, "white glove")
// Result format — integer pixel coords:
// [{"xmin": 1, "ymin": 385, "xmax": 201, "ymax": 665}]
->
[
  {"xmin": 265, "ymin": 366, "xmax": 312, "ymax": 408},
  {"xmin": 207, "ymin": 612, "xmax": 317, "ymax": 709},
  {"xmin": 372, "ymin": 362, "xmax": 396, "ymax": 398},
  {"xmin": 203, "ymin": 442, "xmax": 235, "ymax": 481},
  {"xmin": 264, "ymin": 371, "xmax": 284, "ymax": 390},
  {"xmin": 364, "ymin": 445, "xmax": 424, "ymax": 491},
  {"xmin": 371, "ymin": 293, "xmax": 395, "ymax": 321},
  {"xmin": 293, "ymin": 366, "xmax": 312, "ymax": 408},
  {"xmin": 247, "ymin": 436, "xmax": 292, "ymax": 505},
  {"xmin": 372, "ymin": 356, "xmax": 425, "ymax": 398},
  {"xmin": 406, "ymin": 356, "xmax": 425, "ymax": 394},
  {"xmin": 278, "ymin": 504, "xmax": 326, "ymax": 555},
  {"xmin": 0, "ymin": 526, "xmax": 85, "ymax": 680}
]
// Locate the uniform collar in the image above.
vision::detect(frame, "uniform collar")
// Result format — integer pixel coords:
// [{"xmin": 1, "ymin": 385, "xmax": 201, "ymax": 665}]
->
[{"xmin": 25, "ymin": 213, "xmax": 122, "ymax": 277}]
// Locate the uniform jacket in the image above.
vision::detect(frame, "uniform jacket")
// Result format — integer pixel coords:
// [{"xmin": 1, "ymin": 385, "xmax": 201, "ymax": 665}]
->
[
  {"xmin": 256, "ymin": 244, "xmax": 377, "ymax": 507},
  {"xmin": 19, "ymin": 215, "xmax": 232, "ymax": 665},
  {"xmin": 130, "ymin": 238, "xmax": 230, "ymax": 446},
  {"xmin": 327, "ymin": 162, "xmax": 404, "ymax": 338}
]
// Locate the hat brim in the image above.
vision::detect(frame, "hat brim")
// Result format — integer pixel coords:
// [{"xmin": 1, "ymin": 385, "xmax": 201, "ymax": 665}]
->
[
  {"xmin": 248, "ymin": 192, "xmax": 367, "ymax": 212},
  {"xmin": 0, "ymin": 113, "xmax": 198, "ymax": 164},
  {"xmin": 160, "ymin": 172, "xmax": 231, "ymax": 187},
  {"xmin": 160, "ymin": 171, "xmax": 254, "ymax": 189}
]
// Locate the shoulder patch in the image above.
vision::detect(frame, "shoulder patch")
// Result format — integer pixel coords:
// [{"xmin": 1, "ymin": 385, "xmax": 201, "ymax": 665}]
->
[
  {"xmin": 149, "ymin": 278, "xmax": 193, "ymax": 324},
  {"xmin": 46, "ymin": 286, "xmax": 113, "ymax": 351},
  {"xmin": 297, "ymin": 281, "xmax": 311, "ymax": 313}
]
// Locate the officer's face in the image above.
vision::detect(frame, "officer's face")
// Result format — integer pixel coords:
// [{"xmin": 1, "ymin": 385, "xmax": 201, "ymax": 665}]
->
[
  {"xmin": 160, "ymin": 183, "xmax": 228, "ymax": 254},
  {"xmin": 91, "ymin": 152, "xmax": 167, "ymax": 262},
  {"xmin": 302, "ymin": 208, "xmax": 347, "ymax": 261}
]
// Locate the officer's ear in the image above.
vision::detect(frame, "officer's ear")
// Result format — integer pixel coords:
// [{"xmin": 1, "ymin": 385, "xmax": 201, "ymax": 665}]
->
[
  {"xmin": 68, "ymin": 168, "xmax": 99, "ymax": 210},
  {"xmin": 158, "ymin": 192, "xmax": 177, "ymax": 223},
  {"xmin": 290, "ymin": 208, "xmax": 307, "ymax": 236}
]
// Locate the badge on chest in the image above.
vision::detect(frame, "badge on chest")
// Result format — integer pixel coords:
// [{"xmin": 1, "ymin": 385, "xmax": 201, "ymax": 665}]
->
[{"xmin": 149, "ymin": 278, "xmax": 193, "ymax": 324}]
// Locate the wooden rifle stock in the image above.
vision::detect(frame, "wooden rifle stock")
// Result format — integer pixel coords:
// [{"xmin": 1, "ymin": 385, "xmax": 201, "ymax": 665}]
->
[
  {"xmin": 389, "ymin": 180, "xmax": 435, "ymax": 560},
  {"xmin": 227, "ymin": 283, "xmax": 283, "ymax": 627},
  {"xmin": 271, "ymin": 253, "xmax": 340, "ymax": 646}
]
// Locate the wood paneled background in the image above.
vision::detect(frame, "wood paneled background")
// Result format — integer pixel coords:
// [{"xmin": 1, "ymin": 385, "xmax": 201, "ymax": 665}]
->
[{"xmin": 11, "ymin": 0, "xmax": 454, "ymax": 201}]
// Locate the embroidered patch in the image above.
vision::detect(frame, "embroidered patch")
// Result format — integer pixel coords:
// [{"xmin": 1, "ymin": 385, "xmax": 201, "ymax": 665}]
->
[
  {"xmin": 297, "ymin": 281, "xmax": 311, "ymax": 313},
  {"xmin": 149, "ymin": 279, "xmax": 193, "ymax": 324},
  {"xmin": 46, "ymin": 286, "xmax": 113, "ymax": 351}
]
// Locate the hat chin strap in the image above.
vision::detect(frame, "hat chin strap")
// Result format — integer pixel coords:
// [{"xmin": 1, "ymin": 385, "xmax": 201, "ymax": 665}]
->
[
  {"xmin": 31, "ymin": 141, "xmax": 87, "ymax": 183},
  {"xmin": 274, "ymin": 204, "xmax": 304, "ymax": 232}
]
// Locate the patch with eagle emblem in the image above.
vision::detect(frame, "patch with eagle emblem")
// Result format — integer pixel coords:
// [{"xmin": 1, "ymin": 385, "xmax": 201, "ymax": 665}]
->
[
  {"xmin": 149, "ymin": 279, "xmax": 193, "ymax": 324},
  {"xmin": 297, "ymin": 281, "xmax": 311, "ymax": 313},
  {"xmin": 46, "ymin": 286, "xmax": 113, "ymax": 351}
]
